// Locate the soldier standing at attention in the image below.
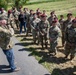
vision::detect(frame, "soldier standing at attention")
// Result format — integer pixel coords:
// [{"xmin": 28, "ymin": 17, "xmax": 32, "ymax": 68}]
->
[
  {"xmin": 64, "ymin": 19, "xmax": 76, "ymax": 60},
  {"xmin": 13, "ymin": 8, "xmax": 20, "ymax": 29},
  {"xmin": 38, "ymin": 14, "xmax": 49, "ymax": 49},
  {"xmin": 49, "ymin": 20, "xmax": 61, "ymax": 55},
  {"xmin": 59, "ymin": 15, "xmax": 65, "ymax": 46},
  {"xmin": 26, "ymin": 10, "xmax": 34, "ymax": 36},
  {"xmin": 47, "ymin": 11, "xmax": 57, "ymax": 26},
  {"xmin": 62, "ymin": 13, "xmax": 73, "ymax": 46},
  {"xmin": 31, "ymin": 13, "xmax": 41, "ymax": 44}
]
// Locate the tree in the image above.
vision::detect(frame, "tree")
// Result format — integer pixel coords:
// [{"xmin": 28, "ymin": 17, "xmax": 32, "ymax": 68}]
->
[
  {"xmin": 13, "ymin": 0, "xmax": 29, "ymax": 9},
  {"xmin": 0, "ymin": 0, "xmax": 29, "ymax": 10},
  {"xmin": 0, "ymin": 0, "xmax": 8, "ymax": 10}
]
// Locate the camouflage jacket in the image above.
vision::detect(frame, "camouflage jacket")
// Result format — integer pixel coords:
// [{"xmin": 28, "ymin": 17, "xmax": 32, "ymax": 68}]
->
[
  {"xmin": 63, "ymin": 19, "xmax": 72, "ymax": 32},
  {"xmin": 31, "ymin": 18, "xmax": 41, "ymax": 30},
  {"xmin": 38, "ymin": 20, "xmax": 49, "ymax": 35},
  {"xmin": 49, "ymin": 25, "xmax": 61, "ymax": 42},
  {"xmin": 65, "ymin": 25, "xmax": 76, "ymax": 45},
  {"xmin": 0, "ymin": 26, "xmax": 13, "ymax": 50}
]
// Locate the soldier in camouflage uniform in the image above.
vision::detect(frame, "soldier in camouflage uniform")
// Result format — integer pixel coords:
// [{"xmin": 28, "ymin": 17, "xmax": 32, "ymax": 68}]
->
[
  {"xmin": 62, "ymin": 13, "xmax": 73, "ymax": 46},
  {"xmin": 0, "ymin": 18, "xmax": 20, "ymax": 72},
  {"xmin": 13, "ymin": 8, "xmax": 20, "ymax": 29},
  {"xmin": 49, "ymin": 20, "xmax": 61, "ymax": 55},
  {"xmin": 59, "ymin": 15, "xmax": 65, "ymax": 46},
  {"xmin": 8, "ymin": 10, "xmax": 14, "ymax": 28},
  {"xmin": 31, "ymin": 13, "xmax": 41, "ymax": 44},
  {"xmin": 0, "ymin": 8, "xmax": 7, "ymax": 20},
  {"xmin": 38, "ymin": 14, "xmax": 49, "ymax": 49},
  {"xmin": 47, "ymin": 11, "xmax": 57, "ymax": 26},
  {"xmin": 26, "ymin": 10, "xmax": 34, "ymax": 36},
  {"xmin": 64, "ymin": 19, "xmax": 76, "ymax": 60}
]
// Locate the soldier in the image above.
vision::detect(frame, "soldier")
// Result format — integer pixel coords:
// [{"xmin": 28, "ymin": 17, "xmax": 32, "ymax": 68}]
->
[
  {"xmin": 38, "ymin": 14, "xmax": 49, "ymax": 49},
  {"xmin": 26, "ymin": 10, "xmax": 34, "ymax": 36},
  {"xmin": 64, "ymin": 19, "xmax": 76, "ymax": 60},
  {"xmin": 62, "ymin": 13, "xmax": 73, "ymax": 46},
  {"xmin": 47, "ymin": 11, "xmax": 57, "ymax": 26},
  {"xmin": 49, "ymin": 20, "xmax": 61, "ymax": 55},
  {"xmin": 0, "ymin": 18, "xmax": 20, "ymax": 72},
  {"xmin": 59, "ymin": 15, "xmax": 65, "ymax": 46},
  {"xmin": 12, "ymin": 8, "xmax": 20, "ymax": 29},
  {"xmin": 8, "ymin": 9, "xmax": 14, "ymax": 28},
  {"xmin": 31, "ymin": 13, "xmax": 41, "ymax": 44}
]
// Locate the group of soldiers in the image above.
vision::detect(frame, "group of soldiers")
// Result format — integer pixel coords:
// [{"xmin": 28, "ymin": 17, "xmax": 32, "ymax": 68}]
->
[{"xmin": 0, "ymin": 7, "xmax": 76, "ymax": 60}]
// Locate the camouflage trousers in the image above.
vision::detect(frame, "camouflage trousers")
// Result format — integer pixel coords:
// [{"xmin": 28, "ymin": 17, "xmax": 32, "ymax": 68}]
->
[
  {"xmin": 65, "ymin": 42, "xmax": 76, "ymax": 58},
  {"xmin": 14, "ymin": 20, "xmax": 19, "ymax": 29},
  {"xmin": 26, "ymin": 23, "xmax": 31, "ymax": 35},
  {"xmin": 40, "ymin": 34, "xmax": 48, "ymax": 49},
  {"xmin": 32, "ymin": 30, "xmax": 38, "ymax": 43},
  {"xmin": 62, "ymin": 31, "xmax": 65, "ymax": 46},
  {"xmin": 50, "ymin": 41, "xmax": 58, "ymax": 53}
]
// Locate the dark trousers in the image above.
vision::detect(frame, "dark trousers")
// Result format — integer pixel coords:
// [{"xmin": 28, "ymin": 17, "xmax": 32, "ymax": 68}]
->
[{"xmin": 20, "ymin": 22, "xmax": 26, "ymax": 33}]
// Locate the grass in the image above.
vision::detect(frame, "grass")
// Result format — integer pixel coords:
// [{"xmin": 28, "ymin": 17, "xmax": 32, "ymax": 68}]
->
[{"xmin": 24, "ymin": 0, "xmax": 76, "ymax": 16}]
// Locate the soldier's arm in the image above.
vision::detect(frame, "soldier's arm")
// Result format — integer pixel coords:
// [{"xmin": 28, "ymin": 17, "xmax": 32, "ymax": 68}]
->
[
  {"xmin": 52, "ymin": 28, "xmax": 62, "ymax": 41},
  {"xmin": 64, "ymin": 27, "xmax": 68, "ymax": 42}
]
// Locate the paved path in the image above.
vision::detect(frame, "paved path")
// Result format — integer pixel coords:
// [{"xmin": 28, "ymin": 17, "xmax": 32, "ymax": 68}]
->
[{"xmin": 0, "ymin": 37, "xmax": 50, "ymax": 75}]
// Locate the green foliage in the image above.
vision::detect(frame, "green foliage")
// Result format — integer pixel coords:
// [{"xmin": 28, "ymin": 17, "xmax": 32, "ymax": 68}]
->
[
  {"xmin": 13, "ymin": 0, "xmax": 29, "ymax": 9},
  {"xmin": 0, "ymin": 0, "xmax": 8, "ymax": 10}
]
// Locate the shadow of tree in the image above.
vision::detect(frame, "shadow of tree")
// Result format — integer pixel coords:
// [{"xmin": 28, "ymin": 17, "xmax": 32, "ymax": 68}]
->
[
  {"xmin": 15, "ymin": 42, "xmax": 34, "ymax": 46},
  {"xmin": 51, "ymin": 66, "xmax": 76, "ymax": 75}
]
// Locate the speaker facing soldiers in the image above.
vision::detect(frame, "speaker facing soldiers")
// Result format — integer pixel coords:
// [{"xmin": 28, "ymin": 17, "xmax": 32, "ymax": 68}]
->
[
  {"xmin": 49, "ymin": 19, "xmax": 61, "ymax": 55},
  {"xmin": 64, "ymin": 19, "xmax": 76, "ymax": 60},
  {"xmin": 38, "ymin": 14, "xmax": 49, "ymax": 49}
]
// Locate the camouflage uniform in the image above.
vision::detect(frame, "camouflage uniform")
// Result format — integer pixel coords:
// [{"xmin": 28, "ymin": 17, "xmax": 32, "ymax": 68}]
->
[
  {"xmin": 38, "ymin": 20, "xmax": 49, "ymax": 49},
  {"xmin": 26, "ymin": 14, "xmax": 34, "ymax": 35},
  {"xmin": 47, "ymin": 16, "xmax": 54, "ymax": 26},
  {"xmin": 0, "ymin": 25, "xmax": 13, "ymax": 50},
  {"xmin": 49, "ymin": 25, "xmax": 61, "ymax": 54},
  {"xmin": 0, "ymin": 11, "xmax": 7, "ymax": 20},
  {"xmin": 59, "ymin": 18, "xmax": 65, "ymax": 46},
  {"xmin": 31, "ymin": 18, "xmax": 40, "ymax": 43},
  {"xmin": 65, "ymin": 22, "xmax": 76, "ymax": 60},
  {"xmin": 8, "ymin": 13, "xmax": 14, "ymax": 28},
  {"xmin": 13, "ymin": 10, "xmax": 20, "ymax": 29},
  {"xmin": 62, "ymin": 19, "xmax": 72, "ymax": 46}
]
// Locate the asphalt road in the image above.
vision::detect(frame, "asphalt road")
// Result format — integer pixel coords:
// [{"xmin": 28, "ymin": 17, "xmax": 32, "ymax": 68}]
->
[{"xmin": 0, "ymin": 36, "xmax": 50, "ymax": 75}]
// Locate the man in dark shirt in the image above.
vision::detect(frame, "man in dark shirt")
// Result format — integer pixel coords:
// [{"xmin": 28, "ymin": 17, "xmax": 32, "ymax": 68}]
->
[{"xmin": 18, "ymin": 11, "xmax": 27, "ymax": 34}]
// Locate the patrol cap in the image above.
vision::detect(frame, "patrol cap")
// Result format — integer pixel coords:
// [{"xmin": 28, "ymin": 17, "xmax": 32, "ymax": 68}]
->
[
  {"xmin": 41, "ymin": 14, "xmax": 47, "ymax": 17},
  {"xmin": 67, "ymin": 13, "xmax": 72, "ymax": 17},
  {"xmin": 72, "ymin": 19, "xmax": 76, "ymax": 23}
]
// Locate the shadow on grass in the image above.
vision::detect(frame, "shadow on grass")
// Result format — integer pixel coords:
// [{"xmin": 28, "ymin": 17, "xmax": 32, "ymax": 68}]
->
[
  {"xmin": 51, "ymin": 66, "xmax": 76, "ymax": 75},
  {"xmin": 16, "ymin": 41, "xmax": 69, "ymax": 64},
  {"xmin": 15, "ymin": 42, "xmax": 34, "ymax": 46},
  {"xmin": 0, "ymin": 65, "xmax": 12, "ymax": 73},
  {"xmin": 21, "ymin": 37, "xmax": 33, "ymax": 41}
]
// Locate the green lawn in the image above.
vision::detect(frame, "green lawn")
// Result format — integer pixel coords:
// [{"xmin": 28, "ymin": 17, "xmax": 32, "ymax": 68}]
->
[{"xmin": 24, "ymin": 0, "xmax": 76, "ymax": 16}]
